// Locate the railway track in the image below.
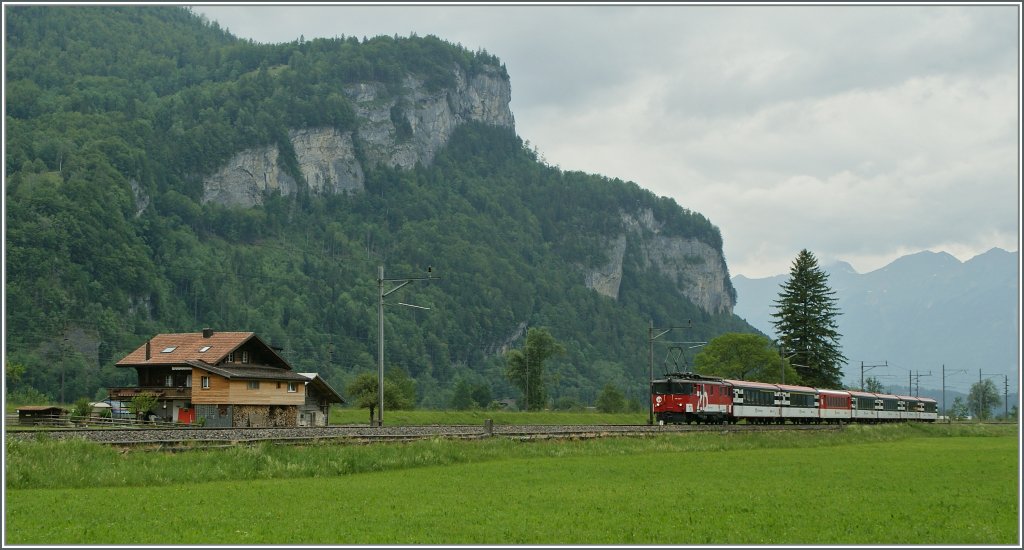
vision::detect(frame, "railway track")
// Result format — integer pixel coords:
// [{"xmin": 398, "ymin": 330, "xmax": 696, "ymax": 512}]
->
[{"xmin": 5, "ymin": 422, "xmax": 842, "ymax": 451}]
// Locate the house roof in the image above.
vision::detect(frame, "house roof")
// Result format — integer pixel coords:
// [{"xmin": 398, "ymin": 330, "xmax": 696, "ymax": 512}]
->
[
  {"xmin": 298, "ymin": 373, "xmax": 345, "ymax": 404},
  {"xmin": 186, "ymin": 360, "xmax": 309, "ymax": 382},
  {"xmin": 17, "ymin": 406, "xmax": 66, "ymax": 413},
  {"xmin": 116, "ymin": 331, "xmax": 290, "ymax": 369}
]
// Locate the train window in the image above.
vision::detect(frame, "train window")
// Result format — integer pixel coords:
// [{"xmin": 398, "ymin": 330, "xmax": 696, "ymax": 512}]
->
[
  {"xmin": 653, "ymin": 382, "xmax": 671, "ymax": 395},
  {"xmin": 670, "ymin": 382, "xmax": 693, "ymax": 395},
  {"xmin": 790, "ymin": 393, "xmax": 812, "ymax": 408},
  {"xmin": 744, "ymin": 389, "xmax": 772, "ymax": 406}
]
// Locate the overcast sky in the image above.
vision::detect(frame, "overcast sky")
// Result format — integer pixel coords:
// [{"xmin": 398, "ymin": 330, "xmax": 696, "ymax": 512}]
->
[{"xmin": 192, "ymin": 2, "xmax": 1021, "ymax": 279}]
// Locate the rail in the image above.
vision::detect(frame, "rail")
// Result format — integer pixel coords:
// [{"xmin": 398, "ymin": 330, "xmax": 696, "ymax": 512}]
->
[
  {"xmin": 3, "ymin": 421, "xmax": 846, "ymax": 452},
  {"xmin": 4, "ymin": 413, "xmax": 192, "ymax": 430}
]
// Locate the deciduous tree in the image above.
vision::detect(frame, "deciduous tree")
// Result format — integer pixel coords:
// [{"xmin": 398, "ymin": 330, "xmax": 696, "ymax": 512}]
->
[
  {"xmin": 505, "ymin": 327, "xmax": 564, "ymax": 411},
  {"xmin": 346, "ymin": 371, "xmax": 414, "ymax": 424},
  {"xmin": 967, "ymin": 379, "xmax": 1002, "ymax": 420},
  {"xmin": 694, "ymin": 333, "xmax": 800, "ymax": 383},
  {"xmin": 864, "ymin": 376, "xmax": 885, "ymax": 393},
  {"xmin": 595, "ymin": 383, "xmax": 626, "ymax": 413},
  {"xmin": 950, "ymin": 397, "xmax": 969, "ymax": 421},
  {"xmin": 128, "ymin": 392, "xmax": 158, "ymax": 421}
]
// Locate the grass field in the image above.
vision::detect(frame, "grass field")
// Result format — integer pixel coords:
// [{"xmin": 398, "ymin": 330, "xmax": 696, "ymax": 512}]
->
[
  {"xmin": 327, "ymin": 407, "xmax": 650, "ymax": 426},
  {"xmin": 3, "ymin": 423, "xmax": 1019, "ymax": 545}
]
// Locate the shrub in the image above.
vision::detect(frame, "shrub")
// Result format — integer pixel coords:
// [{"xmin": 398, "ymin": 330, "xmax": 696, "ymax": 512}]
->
[
  {"xmin": 70, "ymin": 397, "xmax": 92, "ymax": 419},
  {"xmin": 128, "ymin": 392, "xmax": 158, "ymax": 420},
  {"xmin": 595, "ymin": 384, "xmax": 626, "ymax": 413}
]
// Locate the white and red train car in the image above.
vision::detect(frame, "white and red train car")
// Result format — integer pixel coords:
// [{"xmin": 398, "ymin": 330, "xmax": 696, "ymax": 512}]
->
[{"xmin": 651, "ymin": 372, "xmax": 938, "ymax": 425}]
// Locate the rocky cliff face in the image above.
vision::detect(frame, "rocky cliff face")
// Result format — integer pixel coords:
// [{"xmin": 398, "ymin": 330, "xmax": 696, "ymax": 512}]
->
[
  {"xmin": 198, "ymin": 61, "xmax": 733, "ymax": 317},
  {"xmin": 201, "ymin": 64, "xmax": 513, "ymax": 207},
  {"xmin": 584, "ymin": 210, "xmax": 736, "ymax": 315}
]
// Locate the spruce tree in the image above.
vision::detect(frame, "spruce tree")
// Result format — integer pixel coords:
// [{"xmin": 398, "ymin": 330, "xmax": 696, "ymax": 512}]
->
[{"xmin": 770, "ymin": 249, "xmax": 847, "ymax": 388}]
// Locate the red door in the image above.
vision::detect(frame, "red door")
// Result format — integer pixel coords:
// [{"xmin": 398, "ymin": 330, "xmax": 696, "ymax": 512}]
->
[{"xmin": 177, "ymin": 407, "xmax": 195, "ymax": 424}]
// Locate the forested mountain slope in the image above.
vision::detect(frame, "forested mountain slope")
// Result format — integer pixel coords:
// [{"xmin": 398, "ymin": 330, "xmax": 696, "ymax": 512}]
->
[{"xmin": 4, "ymin": 6, "xmax": 753, "ymax": 408}]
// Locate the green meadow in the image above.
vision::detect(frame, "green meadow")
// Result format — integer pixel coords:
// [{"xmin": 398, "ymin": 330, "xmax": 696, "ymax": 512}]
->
[
  {"xmin": 327, "ymin": 407, "xmax": 650, "ymax": 426},
  {"xmin": 4, "ymin": 423, "xmax": 1019, "ymax": 545}
]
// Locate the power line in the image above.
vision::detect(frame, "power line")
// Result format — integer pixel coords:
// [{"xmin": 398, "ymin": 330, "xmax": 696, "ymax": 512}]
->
[
  {"xmin": 910, "ymin": 370, "xmax": 932, "ymax": 397},
  {"xmin": 859, "ymin": 360, "xmax": 887, "ymax": 390}
]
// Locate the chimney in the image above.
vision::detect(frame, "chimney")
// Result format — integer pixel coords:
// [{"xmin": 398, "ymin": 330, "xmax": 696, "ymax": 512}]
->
[
  {"xmin": 145, "ymin": 340, "xmax": 151, "ymax": 360},
  {"xmin": 202, "ymin": 328, "xmax": 214, "ymax": 338}
]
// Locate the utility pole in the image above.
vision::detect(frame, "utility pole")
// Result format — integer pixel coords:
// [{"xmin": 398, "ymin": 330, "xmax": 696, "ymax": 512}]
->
[
  {"xmin": 979, "ymin": 369, "xmax": 984, "ymax": 420},
  {"xmin": 978, "ymin": 369, "xmax": 1002, "ymax": 420},
  {"xmin": 910, "ymin": 370, "xmax": 932, "ymax": 397},
  {"xmin": 1003, "ymin": 375, "xmax": 1009, "ymax": 420},
  {"xmin": 61, "ymin": 333, "xmax": 69, "ymax": 405},
  {"xmin": 860, "ymin": 360, "xmax": 887, "ymax": 390},
  {"xmin": 942, "ymin": 366, "xmax": 967, "ymax": 421},
  {"xmin": 524, "ymin": 323, "xmax": 529, "ymax": 412},
  {"xmin": 779, "ymin": 344, "xmax": 798, "ymax": 385},
  {"xmin": 377, "ymin": 265, "xmax": 439, "ymax": 427},
  {"xmin": 648, "ymin": 320, "xmax": 692, "ymax": 425}
]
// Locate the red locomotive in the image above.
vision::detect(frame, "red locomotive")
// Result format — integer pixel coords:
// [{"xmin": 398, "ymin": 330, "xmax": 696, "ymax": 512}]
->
[
  {"xmin": 652, "ymin": 372, "xmax": 937, "ymax": 425},
  {"xmin": 651, "ymin": 372, "xmax": 733, "ymax": 424}
]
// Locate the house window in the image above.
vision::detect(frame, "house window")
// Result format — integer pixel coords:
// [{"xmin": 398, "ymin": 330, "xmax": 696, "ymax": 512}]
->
[
  {"xmin": 201, "ymin": 376, "xmax": 210, "ymax": 389},
  {"xmin": 165, "ymin": 375, "xmax": 173, "ymax": 387},
  {"xmin": 195, "ymin": 404, "xmax": 217, "ymax": 421},
  {"xmin": 226, "ymin": 352, "xmax": 234, "ymax": 363},
  {"xmin": 287, "ymin": 382, "xmax": 297, "ymax": 393},
  {"xmin": 199, "ymin": 346, "xmax": 211, "ymax": 353},
  {"xmin": 247, "ymin": 381, "xmax": 260, "ymax": 390},
  {"xmin": 161, "ymin": 346, "xmax": 177, "ymax": 353},
  {"xmin": 241, "ymin": 351, "xmax": 250, "ymax": 364},
  {"xmin": 185, "ymin": 374, "xmax": 192, "ymax": 388}
]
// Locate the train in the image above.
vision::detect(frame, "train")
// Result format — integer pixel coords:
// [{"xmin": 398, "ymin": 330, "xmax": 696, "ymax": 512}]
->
[{"xmin": 651, "ymin": 372, "xmax": 938, "ymax": 425}]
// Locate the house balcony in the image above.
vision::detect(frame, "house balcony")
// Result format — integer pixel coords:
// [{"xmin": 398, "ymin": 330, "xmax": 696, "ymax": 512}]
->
[{"xmin": 107, "ymin": 386, "xmax": 193, "ymax": 401}]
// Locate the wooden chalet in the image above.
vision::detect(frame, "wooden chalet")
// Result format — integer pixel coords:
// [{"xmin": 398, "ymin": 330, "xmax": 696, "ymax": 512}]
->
[
  {"xmin": 297, "ymin": 373, "xmax": 344, "ymax": 427},
  {"xmin": 111, "ymin": 329, "xmax": 343, "ymax": 427}
]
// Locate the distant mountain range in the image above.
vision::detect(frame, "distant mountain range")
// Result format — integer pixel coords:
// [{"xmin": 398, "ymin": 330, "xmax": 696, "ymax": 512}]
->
[{"xmin": 732, "ymin": 248, "xmax": 1019, "ymax": 401}]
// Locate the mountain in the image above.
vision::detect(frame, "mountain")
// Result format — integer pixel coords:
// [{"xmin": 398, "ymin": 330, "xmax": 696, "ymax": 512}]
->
[
  {"xmin": 4, "ymin": 6, "xmax": 754, "ymax": 407},
  {"xmin": 732, "ymin": 248, "xmax": 1020, "ymax": 395}
]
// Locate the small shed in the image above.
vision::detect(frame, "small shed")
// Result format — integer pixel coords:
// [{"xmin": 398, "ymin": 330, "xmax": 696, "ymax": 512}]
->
[
  {"xmin": 16, "ymin": 406, "xmax": 67, "ymax": 425},
  {"xmin": 89, "ymin": 401, "xmax": 113, "ymax": 417}
]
